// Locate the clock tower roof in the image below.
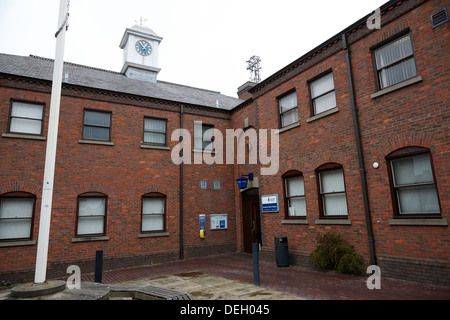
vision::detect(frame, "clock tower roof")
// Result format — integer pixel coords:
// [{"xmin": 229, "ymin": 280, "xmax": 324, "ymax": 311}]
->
[{"xmin": 119, "ymin": 24, "xmax": 162, "ymax": 49}]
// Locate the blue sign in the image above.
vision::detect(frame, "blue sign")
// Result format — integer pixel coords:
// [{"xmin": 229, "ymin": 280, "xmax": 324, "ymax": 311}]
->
[
  {"xmin": 261, "ymin": 194, "xmax": 279, "ymax": 213},
  {"xmin": 199, "ymin": 214, "xmax": 206, "ymax": 230}
]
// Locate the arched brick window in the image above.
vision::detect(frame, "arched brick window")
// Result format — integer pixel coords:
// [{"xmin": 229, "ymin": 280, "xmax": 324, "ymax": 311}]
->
[
  {"xmin": 316, "ymin": 163, "xmax": 348, "ymax": 218},
  {"xmin": 282, "ymin": 170, "xmax": 307, "ymax": 219},
  {"xmin": 76, "ymin": 192, "xmax": 108, "ymax": 236},
  {"xmin": 386, "ymin": 147, "xmax": 441, "ymax": 218},
  {"xmin": 0, "ymin": 192, "xmax": 35, "ymax": 241},
  {"xmin": 141, "ymin": 193, "xmax": 166, "ymax": 233}
]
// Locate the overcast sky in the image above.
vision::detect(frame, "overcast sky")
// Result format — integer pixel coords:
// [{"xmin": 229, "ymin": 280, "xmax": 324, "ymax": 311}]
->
[{"xmin": 0, "ymin": 0, "xmax": 387, "ymax": 97}]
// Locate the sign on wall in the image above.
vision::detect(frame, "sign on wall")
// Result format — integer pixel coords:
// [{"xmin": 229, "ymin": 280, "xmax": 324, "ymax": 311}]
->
[
  {"xmin": 261, "ymin": 194, "xmax": 279, "ymax": 213},
  {"xmin": 210, "ymin": 214, "xmax": 227, "ymax": 230}
]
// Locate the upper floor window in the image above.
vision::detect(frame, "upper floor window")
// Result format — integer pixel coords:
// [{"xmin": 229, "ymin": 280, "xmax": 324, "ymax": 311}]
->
[
  {"xmin": 317, "ymin": 163, "xmax": 348, "ymax": 218},
  {"xmin": 141, "ymin": 193, "xmax": 166, "ymax": 232},
  {"xmin": 373, "ymin": 32, "xmax": 417, "ymax": 89},
  {"xmin": 0, "ymin": 192, "xmax": 35, "ymax": 241},
  {"xmin": 309, "ymin": 71, "xmax": 336, "ymax": 115},
  {"xmin": 8, "ymin": 100, "xmax": 44, "ymax": 135},
  {"xmin": 278, "ymin": 91, "xmax": 298, "ymax": 128},
  {"xmin": 194, "ymin": 122, "xmax": 214, "ymax": 150},
  {"xmin": 144, "ymin": 117, "xmax": 167, "ymax": 146},
  {"xmin": 283, "ymin": 171, "xmax": 307, "ymax": 218},
  {"xmin": 76, "ymin": 192, "xmax": 107, "ymax": 236},
  {"xmin": 83, "ymin": 109, "xmax": 112, "ymax": 141},
  {"xmin": 387, "ymin": 147, "xmax": 441, "ymax": 217}
]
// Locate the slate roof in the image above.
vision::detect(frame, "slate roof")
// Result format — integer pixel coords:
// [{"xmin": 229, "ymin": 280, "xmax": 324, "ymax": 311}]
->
[{"xmin": 0, "ymin": 53, "xmax": 243, "ymax": 110}]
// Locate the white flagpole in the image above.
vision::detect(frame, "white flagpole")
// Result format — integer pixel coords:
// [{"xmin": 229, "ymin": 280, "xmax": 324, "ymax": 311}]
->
[{"xmin": 34, "ymin": 0, "xmax": 69, "ymax": 284}]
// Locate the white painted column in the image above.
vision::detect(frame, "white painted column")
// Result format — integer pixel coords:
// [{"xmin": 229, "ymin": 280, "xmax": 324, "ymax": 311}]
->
[{"xmin": 34, "ymin": 0, "xmax": 68, "ymax": 284}]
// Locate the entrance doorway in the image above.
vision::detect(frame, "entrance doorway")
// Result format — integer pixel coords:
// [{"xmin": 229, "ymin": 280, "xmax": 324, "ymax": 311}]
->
[{"xmin": 242, "ymin": 188, "xmax": 262, "ymax": 253}]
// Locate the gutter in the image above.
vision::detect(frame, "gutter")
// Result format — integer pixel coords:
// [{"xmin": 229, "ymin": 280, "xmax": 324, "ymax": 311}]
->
[
  {"xmin": 342, "ymin": 33, "xmax": 377, "ymax": 265},
  {"xmin": 179, "ymin": 104, "xmax": 185, "ymax": 260}
]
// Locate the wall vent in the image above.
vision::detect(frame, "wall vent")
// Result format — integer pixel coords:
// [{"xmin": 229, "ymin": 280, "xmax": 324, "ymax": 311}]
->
[{"xmin": 431, "ymin": 8, "xmax": 448, "ymax": 28}]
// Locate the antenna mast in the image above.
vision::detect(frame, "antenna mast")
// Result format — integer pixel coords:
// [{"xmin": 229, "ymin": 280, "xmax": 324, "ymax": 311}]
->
[{"xmin": 246, "ymin": 55, "xmax": 261, "ymax": 83}]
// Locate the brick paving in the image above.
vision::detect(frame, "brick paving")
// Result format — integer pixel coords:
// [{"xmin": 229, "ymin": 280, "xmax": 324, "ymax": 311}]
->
[{"xmin": 81, "ymin": 253, "xmax": 450, "ymax": 300}]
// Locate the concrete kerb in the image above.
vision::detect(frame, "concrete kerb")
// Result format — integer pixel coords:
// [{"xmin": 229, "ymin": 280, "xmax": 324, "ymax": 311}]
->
[{"xmin": 3, "ymin": 281, "xmax": 193, "ymax": 300}]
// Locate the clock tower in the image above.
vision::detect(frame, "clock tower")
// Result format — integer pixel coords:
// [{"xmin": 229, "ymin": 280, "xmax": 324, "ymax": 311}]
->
[{"xmin": 119, "ymin": 24, "xmax": 163, "ymax": 83}]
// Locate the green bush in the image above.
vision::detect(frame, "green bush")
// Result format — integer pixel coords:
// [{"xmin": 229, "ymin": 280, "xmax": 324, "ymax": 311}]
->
[{"xmin": 308, "ymin": 232, "xmax": 365, "ymax": 275}]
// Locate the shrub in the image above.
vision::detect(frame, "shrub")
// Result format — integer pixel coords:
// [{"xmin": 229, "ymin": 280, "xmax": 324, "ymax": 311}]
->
[{"xmin": 309, "ymin": 232, "xmax": 365, "ymax": 275}]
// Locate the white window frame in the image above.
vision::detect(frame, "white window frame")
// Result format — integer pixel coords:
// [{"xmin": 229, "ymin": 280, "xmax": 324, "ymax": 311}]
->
[{"xmin": 8, "ymin": 100, "xmax": 44, "ymax": 135}]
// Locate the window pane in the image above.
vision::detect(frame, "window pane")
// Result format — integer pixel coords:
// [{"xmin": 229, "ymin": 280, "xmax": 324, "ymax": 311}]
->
[
  {"xmin": 392, "ymin": 154, "xmax": 434, "ymax": 186},
  {"xmin": 313, "ymin": 91, "xmax": 336, "ymax": 114},
  {"xmin": 279, "ymin": 93, "xmax": 297, "ymax": 113},
  {"xmin": 145, "ymin": 118, "xmax": 166, "ymax": 133},
  {"xmin": 288, "ymin": 197, "xmax": 306, "ymax": 216},
  {"xmin": 379, "ymin": 57, "xmax": 417, "ymax": 88},
  {"xmin": 202, "ymin": 127, "xmax": 214, "ymax": 150},
  {"xmin": 286, "ymin": 176, "xmax": 304, "ymax": 197},
  {"xmin": 10, "ymin": 118, "xmax": 42, "ymax": 134},
  {"xmin": 144, "ymin": 132, "xmax": 165, "ymax": 144},
  {"xmin": 79, "ymin": 198, "xmax": 105, "ymax": 216},
  {"xmin": 397, "ymin": 185, "xmax": 440, "ymax": 214},
  {"xmin": 11, "ymin": 102, "xmax": 43, "ymax": 120},
  {"xmin": 281, "ymin": 108, "xmax": 298, "ymax": 127},
  {"xmin": 77, "ymin": 216, "xmax": 104, "ymax": 235},
  {"xmin": 375, "ymin": 34, "xmax": 413, "ymax": 69},
  {"xmin": 320, "ymin": 169, "xmax": 345, "ymax": 193},
  {"xmin": 143, "ymin": 198, "xmax": 164, "ymax": 214},
  {"xmin": 323, "ymin": 193, "xmax": 348, "ymax": 216},
  {"xmin": 1, "ymin": 198, "xmax": 34, "ymax": 218},
  {"xmin": 0, "ymin": 219, "xmax": 32, "ymax": 239},
  {"xmin": 142, "ymin": 215, "xmax": 164, "ymax": 231},
  {"xmin": 84, "ymin": 111, "xmax": 110, "ymax": 127},
  {"xmin": 83, "ymin": 126, "xmax": 110, "ymax": 141},
  {"xmin": 311, "ymin": 72, "xmax": 334, "ymax": 98}
]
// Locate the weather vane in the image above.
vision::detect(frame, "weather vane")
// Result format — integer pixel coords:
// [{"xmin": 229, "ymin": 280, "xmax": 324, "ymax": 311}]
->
[
  {"xmin": 246, "ymin": 55, "xmax": 261, "ymax": 83},
  {"xmin": 135, "ymin": 17, "xmax": 148, "ymax": 26}
]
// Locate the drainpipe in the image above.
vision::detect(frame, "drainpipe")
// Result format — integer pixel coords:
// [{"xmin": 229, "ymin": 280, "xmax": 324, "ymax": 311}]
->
[
  {"xmin": 179, "ymin": 104, "xmax": 185, "ymax": 260},
  {"xmin": 342, "ymin": 33, "xmax": 377, "ymax": 265}
]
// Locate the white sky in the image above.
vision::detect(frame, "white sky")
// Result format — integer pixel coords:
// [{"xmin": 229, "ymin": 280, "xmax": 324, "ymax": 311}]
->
[{"xmin": 0, "ymin": 0, "xmax": 387, "ymax": 97}]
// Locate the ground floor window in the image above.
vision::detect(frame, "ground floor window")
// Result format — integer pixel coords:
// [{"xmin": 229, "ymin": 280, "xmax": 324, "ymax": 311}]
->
[
  {"xmin": 387, "ymin": 147, "xmax": 441, "ymax": 217},
  {"xmin": 76, "ymin": 193, "xmax": 107, "ymax": 236},
  {"xmin": 283, "ymin": 171, "xmax": 307, "ymax": 218},
  {"xmin": 317, "ymin": 163, "xmax": 348, "ymax": 217},
  {"xmin": 141, "ymin": 193, "xmax": 166, "ymax": 232},
  {"xmin": 0, "ymin": 192, "xmax": 35, "ymax": 241}
]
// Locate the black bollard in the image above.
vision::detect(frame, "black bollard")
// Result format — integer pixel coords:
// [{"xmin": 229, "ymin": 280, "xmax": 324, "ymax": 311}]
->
[
  {"xmin": 94, "ymin": 250, "xmax": 103, "ymax": 283},
  {"xmin": 252, "ymin": 243, "xmax": 260, "ymax": 286}
]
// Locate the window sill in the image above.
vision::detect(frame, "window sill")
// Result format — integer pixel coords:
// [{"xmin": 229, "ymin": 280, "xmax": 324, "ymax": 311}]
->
[
  {"xmin": 388, "ymin": 218, "xmax": 447, "ymax": 226},
  {"xmin": 315, "ymin": 218, "xmax": 351, "ymax": 225},
  {"xmin": 0, "ymin": 240, "xmax": 36, "ymax": 248},
  {"xmin": 370, "ymin": 76, "xmax": 423, "ymax": 99},
  {"xmin": 71, "ymin": 235, "xmax": 110, "ymax": 242},
  {"xmin": 140, "ymin": 144, "xmax": 170, "ymax": 150},
  {"xmin": 78, "ymin": 139, "xmax": 114, "ymax": 146},
  {"xmin": 282, "ymin": 219, "xmax": 308, "ymax": 225},
  {"xmin": 2, "ymin": 133, "xmax": 46, "ymax": 141},
  {"xmin": 276, "ymin": 121, "xmax": 300, "ymax": 134},
  {"xmin": 138, "ymin": 232, "xmax": 170, "ymax": 238},
  {"xmin": 306, "ymin": 107, "xmax": 339, "ymax": 123}
]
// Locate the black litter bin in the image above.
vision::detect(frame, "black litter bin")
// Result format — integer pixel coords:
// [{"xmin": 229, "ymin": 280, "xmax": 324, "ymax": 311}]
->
[{"xmin": 274, "ymin": 235, "xmax": 289, "ymax": 267}]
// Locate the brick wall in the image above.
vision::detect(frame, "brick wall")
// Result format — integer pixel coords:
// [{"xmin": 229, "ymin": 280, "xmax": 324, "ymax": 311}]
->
[
  {"xmin": 0, "ymin": 79, "xmax": 237, "ymax": 283},
  {"xmin": 0, "ymin": 0, "xmax": 448, "ymax": 286},
  {"xmin": 234, "ymin": 0, "xmax": 449, "ymax": 285}
]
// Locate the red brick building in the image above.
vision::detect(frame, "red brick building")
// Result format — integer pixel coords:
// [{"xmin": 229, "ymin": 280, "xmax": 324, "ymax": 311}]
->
[{"xmin": 1, "ymin": 0, "xmax": 449, "ymax": 286}]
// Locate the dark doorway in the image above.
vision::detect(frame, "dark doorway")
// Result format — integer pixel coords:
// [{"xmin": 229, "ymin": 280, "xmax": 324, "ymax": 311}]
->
[{"xmin": 242, "ymin": 188, "xmax": 262, "ymax": 253}]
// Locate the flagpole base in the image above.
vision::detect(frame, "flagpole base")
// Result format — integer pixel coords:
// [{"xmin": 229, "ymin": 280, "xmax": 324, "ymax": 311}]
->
[{"xmin": 10, "ymin": 280, "xmax": 66, "ymax": 298}]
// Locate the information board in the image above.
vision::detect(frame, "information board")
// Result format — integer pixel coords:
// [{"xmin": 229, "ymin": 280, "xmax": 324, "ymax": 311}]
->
[{"xmin": 261, "ymin": 194, "xmax": 279, "ymax": 213}]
